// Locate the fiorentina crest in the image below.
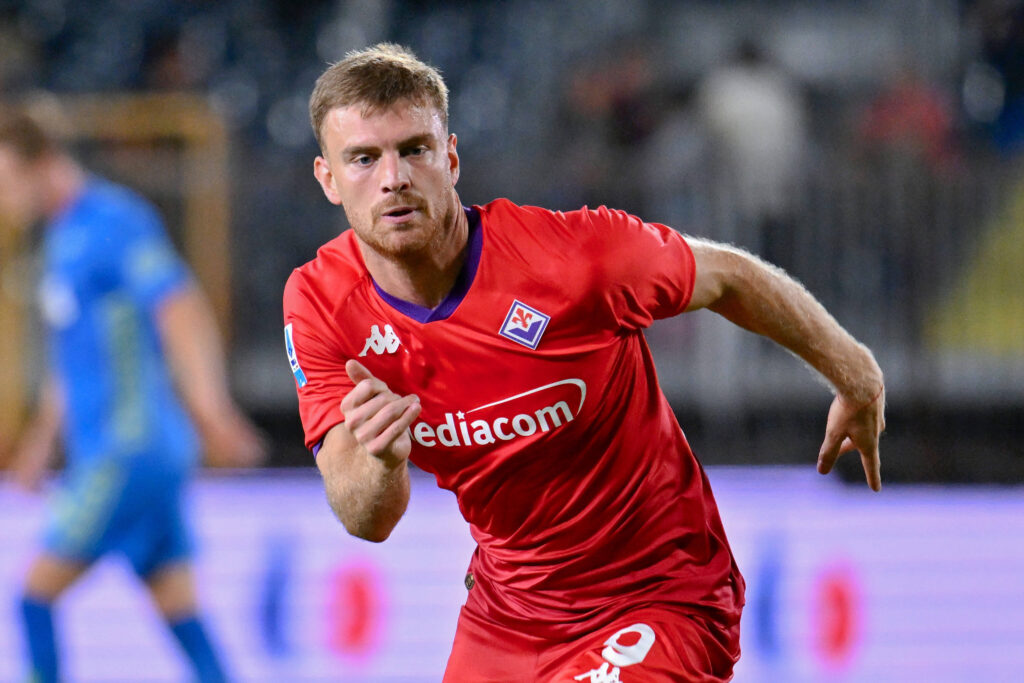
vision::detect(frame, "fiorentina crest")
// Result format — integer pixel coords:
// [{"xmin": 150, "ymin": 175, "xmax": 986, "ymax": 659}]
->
[{"xmin": 499, "ymin": 299, "xmax": 550, "ymax": 350}]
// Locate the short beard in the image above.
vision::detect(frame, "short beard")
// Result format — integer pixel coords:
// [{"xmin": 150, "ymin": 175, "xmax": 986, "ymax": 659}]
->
[{"xmin": 347, "ymin": 189, "xmax": 459, "ymax": 261}]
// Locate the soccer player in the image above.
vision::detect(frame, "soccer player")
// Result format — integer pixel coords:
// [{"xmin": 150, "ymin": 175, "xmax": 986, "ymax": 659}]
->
[
  {"xmin": 0, "ymin": 108, "xmax": 265, "ymax": 683},
  {"xmin": 283, "ymin": 44, "xmax": 885, "ymax": 682}
]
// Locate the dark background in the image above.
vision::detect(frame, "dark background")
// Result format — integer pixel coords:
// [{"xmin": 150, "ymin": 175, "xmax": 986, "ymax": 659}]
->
[{"xmin": 2, "ymin": 0, "xmax": 1022, "ymax": 481}]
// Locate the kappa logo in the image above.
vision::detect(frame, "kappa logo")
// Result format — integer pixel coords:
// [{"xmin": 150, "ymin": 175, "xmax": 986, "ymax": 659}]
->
[
  {"xmin": 499, "ymin": 299, "xmax": 550, "ymax": 350},
  {"xmin": 359, "ymin": 324, "xmax": 402, "ymax": 357}
]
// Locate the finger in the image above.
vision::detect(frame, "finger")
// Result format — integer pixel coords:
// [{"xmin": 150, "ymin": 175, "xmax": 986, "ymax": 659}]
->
[
  {"xmin": 345, "ymin": 390, "xmax": 400, "ymax": 432},
  {"xmin": 838, "ymin": 437, "xmax": 856, "ymax": 454},
  {"xmin": 817, "ymin": 430, "xmax": 842, "ymax": 474},
  {"xmin": 366, "ymin": 398, "xmax": 422, "ymax": 455},
  {"xmin": 859, "ymin": 441, "xmax": 882, "ymax": 492},
  {"xmin": 346, "ymin": 358, "xmax": 374, "ymax": 384},
  {"xmin": 354, "ymin": 394, "xmax": 419, "ymax": 451},
  {"xmin": 341, "ymin": 375, "xmax": 390, "ymax": 412}
]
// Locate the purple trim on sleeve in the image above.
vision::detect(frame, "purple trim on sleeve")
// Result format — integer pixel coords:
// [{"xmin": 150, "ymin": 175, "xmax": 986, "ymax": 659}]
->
[
  {"xmin": 371, "ymin": 207, "xmax": 482, "ymax": 323},
  {"xmin": 312, "ymin": 441, "xmax": 322, "ymax": 457}
]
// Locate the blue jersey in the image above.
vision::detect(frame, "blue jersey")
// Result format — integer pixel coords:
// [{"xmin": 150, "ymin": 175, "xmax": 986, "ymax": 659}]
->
[{"xmin": 39, "ymin": 178, "xmax": 198, "ymax": 467}]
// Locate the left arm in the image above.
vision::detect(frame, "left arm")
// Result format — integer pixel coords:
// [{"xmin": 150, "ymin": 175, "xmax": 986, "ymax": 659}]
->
[
  {"xmin": 158, "ymin": 285, "xmax": 266, "ymax": 467},
  {"xmin": 685, "ymin": 237, "xmax": 885, "ymax": 490}
]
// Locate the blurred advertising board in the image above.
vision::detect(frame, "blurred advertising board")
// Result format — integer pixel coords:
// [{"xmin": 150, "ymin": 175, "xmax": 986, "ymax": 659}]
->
[{"xmin": 1, "ymin": 467, "xmax": 1021, "ymax": 682}]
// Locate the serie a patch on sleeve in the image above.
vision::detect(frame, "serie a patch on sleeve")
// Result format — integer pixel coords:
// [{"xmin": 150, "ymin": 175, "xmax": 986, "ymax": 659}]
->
[{"xmin": 284, "ymin": 323, "xmax": 308, "ymax": 388}]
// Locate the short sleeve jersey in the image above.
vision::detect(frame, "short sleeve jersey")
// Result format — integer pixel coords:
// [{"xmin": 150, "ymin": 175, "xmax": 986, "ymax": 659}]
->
[
  {"xmin": 283, "ymin": 199, "xmax": 744, "ymax": 637},
  {"xmin": 40, "ymin": 178, "xmax": 197, "ymax": 465}
]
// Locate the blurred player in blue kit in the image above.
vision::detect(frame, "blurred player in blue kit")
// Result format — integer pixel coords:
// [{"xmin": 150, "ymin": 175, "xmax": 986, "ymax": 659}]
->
[{"xmin": 0, "ymin": 107, "xmax": 265, "ymax": 683}]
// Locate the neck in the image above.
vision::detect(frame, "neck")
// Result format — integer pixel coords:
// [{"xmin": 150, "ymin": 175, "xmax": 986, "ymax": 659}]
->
[
  {"xmin": 361, "ymin": 202, "xmax": 470, "ymax": 309},
  {"xmin": 42, "ymin": 156, "xmax": 86, "ymax": 219}
]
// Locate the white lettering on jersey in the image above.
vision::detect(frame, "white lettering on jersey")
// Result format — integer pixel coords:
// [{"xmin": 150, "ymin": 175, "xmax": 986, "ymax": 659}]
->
[
  {"xmin": 411, "ymin": 379, "xmax": 586, "ymax": 448},
  {"xmin": 574, "ymin": 662, "xmax": 621, "ymax": 683},
  {"xmin": 358, "ymin": 324, "xmax": 401, "ymax": 357}
]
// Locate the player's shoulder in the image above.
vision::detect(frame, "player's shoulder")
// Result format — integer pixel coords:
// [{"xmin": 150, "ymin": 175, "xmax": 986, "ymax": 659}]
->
[
  {"xmin": 283, "ymin": 230, "xmax": 366, "ymax": 317},
  {"xmin": 477, "ymin": 197, "xmax": 576, "ymax": 228},
  {"xmin": 82, "ymin": 178, "xmax": 160, "ymax": 225},
  {"xmin": 52, "ymin": 179, "xmax": 166, "ymax": 265},
  {"xmin": 478, "ymin": 198, "xmax": 636, "ymax": 237}
]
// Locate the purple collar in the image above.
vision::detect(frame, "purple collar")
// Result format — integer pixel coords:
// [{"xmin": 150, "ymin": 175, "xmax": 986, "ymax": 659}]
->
[{"xmin": 371, "ymin": 207, "xmax": 482, "ymax": 323}]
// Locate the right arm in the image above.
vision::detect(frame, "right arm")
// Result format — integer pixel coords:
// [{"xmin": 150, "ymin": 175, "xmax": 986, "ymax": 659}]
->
[
  {"xmin": 9, "ymin": 374, "xmax": 64, "ymax": 492},
  {"xmin": 317, "ymin": 359, "xmax": 421, "ymax": 542}
]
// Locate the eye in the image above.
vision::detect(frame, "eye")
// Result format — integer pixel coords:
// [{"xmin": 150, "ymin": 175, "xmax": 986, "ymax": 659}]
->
[
  {"xmin": 354, "ymin": 155, "xmax": 374, "ymax": 166},
  {"xmin": 404, "ymin": 146, "xmax": 427, "ymax": 157}
]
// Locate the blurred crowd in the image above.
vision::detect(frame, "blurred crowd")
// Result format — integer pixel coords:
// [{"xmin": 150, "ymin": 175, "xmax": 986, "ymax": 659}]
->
[{"xmin": 1, "ymin": 0, "xmax": 1023, "ymax": 471}]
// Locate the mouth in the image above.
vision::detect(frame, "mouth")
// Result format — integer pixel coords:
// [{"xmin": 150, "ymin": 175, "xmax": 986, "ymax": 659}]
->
[{"xmin": 378, "ymin": 203, "xmax": 422, "ymax": 224}]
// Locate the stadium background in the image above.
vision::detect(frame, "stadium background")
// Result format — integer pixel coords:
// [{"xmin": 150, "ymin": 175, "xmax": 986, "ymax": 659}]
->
[{"xmin": 0, "ymin": 0, "xmax": 1022, "ymax": 680}]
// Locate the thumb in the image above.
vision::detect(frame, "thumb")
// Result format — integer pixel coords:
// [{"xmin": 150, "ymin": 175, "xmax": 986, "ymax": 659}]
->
[{"xmin": 345, "ymin": 358, "xmax": 374, "ymax": 384}]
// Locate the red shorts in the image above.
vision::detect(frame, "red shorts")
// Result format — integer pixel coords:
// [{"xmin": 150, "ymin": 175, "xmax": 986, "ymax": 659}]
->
[{"xmin": 443, "ymin": 604, "xmax": 740, "ymax": 682}]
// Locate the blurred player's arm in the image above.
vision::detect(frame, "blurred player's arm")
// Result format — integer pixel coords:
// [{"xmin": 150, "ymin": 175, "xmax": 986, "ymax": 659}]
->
[
  {"xmin": 316, "ymin": 359, "xmax": 421, "ymax": 542},
  {"xmin": 685, "ymin": 237, "xmax": 885, "ymax": 490},
  {"xmin": 158, "ymin": 285, "xmax": 266, "ymax": 467},
  {"xmin": 9, "ymin": 374, "xmax": 64, "ymax": 492}
]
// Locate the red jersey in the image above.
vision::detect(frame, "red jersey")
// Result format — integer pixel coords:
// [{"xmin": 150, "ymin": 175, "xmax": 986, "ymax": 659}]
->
[{"xmin": 283, "ymin": 199, "xmax": 744, "ymax": 639}]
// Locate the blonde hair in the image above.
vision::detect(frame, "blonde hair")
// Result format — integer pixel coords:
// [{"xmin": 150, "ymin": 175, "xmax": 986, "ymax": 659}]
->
[
  {"xmin": 309, "ymin": 43, "xmax": 449, "ymax": 151},
  {"xmin": 0, "ymin": 106, "xmax": 56, "ymax": 161}
]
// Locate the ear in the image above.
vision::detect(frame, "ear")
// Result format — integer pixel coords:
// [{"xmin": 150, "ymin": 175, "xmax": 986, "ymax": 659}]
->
[
  {"xmin": 447, "ymin": 133, "xmax": 460, "ymax": 186},
  {"xmin": 313, "ymin": 156, "xmax": 343, "ymax": 206}
]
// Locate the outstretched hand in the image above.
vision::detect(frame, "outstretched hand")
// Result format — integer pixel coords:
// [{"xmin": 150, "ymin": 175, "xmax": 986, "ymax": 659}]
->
[
  {"xmin": 202, "ymin": 408, "xmax": 269, "ymax": 468},
  {"xmin": 7, "ymin": 430, "xmax": 57, "ymax": 493},
  {"xmin": 341, "ymin": 359, "xmax": 421, "ymax": 469},
  {"xmin": 817, "ymin": 389, "xmax": 886, "ymax": 491}
]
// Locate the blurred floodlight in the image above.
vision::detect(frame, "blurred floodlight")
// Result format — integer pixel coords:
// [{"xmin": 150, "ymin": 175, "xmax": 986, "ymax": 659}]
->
[
  {"xmin": 209, "ymin": 74, "xmax": 261, "ymax": 128},
  {"xmin": 267, "ymin": 94, "xmax": 313, "ymax": 148},
  {"xmin": 453, "ymin": 65, "xmax": 509, "ymax": 143},
  {"xmin": 963, "ymin": 61, "xmax": 1006, "ymax": 124},
  {"xmin": 316, "ymin": 19, "xmax": 368, "ymax": 64}
]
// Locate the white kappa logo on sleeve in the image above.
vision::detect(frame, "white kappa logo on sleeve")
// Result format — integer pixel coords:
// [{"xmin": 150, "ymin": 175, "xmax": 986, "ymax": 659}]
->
[{"xmin": 359, "ymin": 324, "xmax": 402, "ymax": 356}]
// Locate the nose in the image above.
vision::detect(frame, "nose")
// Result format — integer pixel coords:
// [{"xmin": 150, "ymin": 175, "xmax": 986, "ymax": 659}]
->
[{"xmin": 379, "ymin": 152, "xmax": 410, "ymax": 193}]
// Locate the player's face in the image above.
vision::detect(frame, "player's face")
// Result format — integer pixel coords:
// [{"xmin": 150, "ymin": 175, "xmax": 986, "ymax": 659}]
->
[
  {"xmin": 313, "ymin": 100, "xmax": 460, "ymax": 259},
  {"xmin": 0, "ymin": 146, "xmax": 42, "ymax": 228}
]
